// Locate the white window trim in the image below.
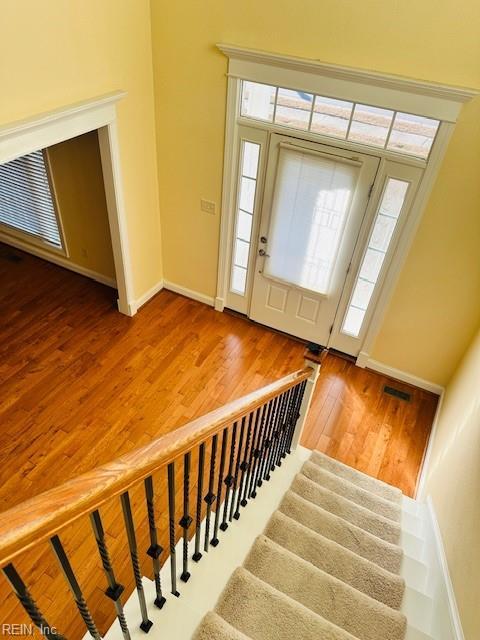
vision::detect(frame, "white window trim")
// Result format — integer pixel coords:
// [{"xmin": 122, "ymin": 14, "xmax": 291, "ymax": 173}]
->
[
  {"xmin": 215, "ymin": 44, "xmax": 478, "ymax": 369},
  {"xmin": 0, "ymin": 91, "xmax": 136, "ymax": 316}
]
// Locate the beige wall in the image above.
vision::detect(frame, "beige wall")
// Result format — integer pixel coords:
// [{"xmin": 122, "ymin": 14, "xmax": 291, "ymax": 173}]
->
[
  {"xmin": 0, "ymin": 0, "xmax": 162, "ymax": 300},
  {"xmin": 425, "ymin": 326, "xmax": 480, "ymax": 638},
  {"xmin": 47, "ymin": 131, "xmax": 115, "ymax": 280},
  {"xmin": 150, "ymin": 0, "xmax": 480, "ymax": 386}
]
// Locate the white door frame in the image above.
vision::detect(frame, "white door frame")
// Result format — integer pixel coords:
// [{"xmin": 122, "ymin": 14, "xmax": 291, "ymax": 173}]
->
[
  {"xmin": 215, "ymin": 45, "xmax": 477, "ymax": 365},
  {"xmin": 0, "ymin": 91, "xmax": 135, "ymax": 316}
]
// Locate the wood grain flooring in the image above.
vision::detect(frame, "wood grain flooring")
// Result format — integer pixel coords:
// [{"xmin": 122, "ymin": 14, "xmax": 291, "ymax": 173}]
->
[{"xmin": 0, "ymin": 243, "xmax": 438, "ymax": 637}]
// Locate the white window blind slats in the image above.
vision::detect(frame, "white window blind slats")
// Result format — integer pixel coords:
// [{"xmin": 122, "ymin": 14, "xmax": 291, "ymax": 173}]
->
[
  {"xmin": 0, "ymin": 150, "xmax": 62, "ymax": 248},
  {"xmin": 264, "ymin": 147, "xmax": 358, "ymax": 295}
]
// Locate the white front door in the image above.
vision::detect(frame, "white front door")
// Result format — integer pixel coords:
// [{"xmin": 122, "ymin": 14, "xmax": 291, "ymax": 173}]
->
[{"xmin": 249, "ymin": 134, "xmax": 379, "ymax": 347}]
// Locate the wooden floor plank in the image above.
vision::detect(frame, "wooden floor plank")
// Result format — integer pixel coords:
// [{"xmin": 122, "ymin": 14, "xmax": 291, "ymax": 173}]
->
[{"xmin": 0, "ymin": 243, "xmax": 438, "ymax": 636}]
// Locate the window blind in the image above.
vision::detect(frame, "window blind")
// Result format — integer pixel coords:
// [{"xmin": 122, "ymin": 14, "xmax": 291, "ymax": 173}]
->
[
  {"xmin": 0, "ymin": 150, "xmax": 62, "ymax": 248},
  {"xmin": 264, "ymin": 146, "xmax": 357, "ymax": 295}
]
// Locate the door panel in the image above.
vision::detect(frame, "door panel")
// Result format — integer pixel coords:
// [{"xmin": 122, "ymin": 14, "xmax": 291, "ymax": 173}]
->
[{"xmin": 249, "ymin": 134, "xmax": 379, "ymax": 346}]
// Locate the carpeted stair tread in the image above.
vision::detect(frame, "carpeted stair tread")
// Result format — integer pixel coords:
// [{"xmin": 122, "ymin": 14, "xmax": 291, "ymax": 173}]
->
[
  {"xmin": 265, "ymin": 510, "xmax": 405, "ymax": 609},
  {"xmin": 193, "ymin": 612, "xmax": 252, "ymax": 640},
  {"xmin": 193, "ymin": 451, "xmax": 408, "ymax": 640},
  {"xmin": 291, "ymin": 473, "xmax": 401, "ymax": 544},
  {"xmin": 216, "ymin": 567, "xmax": 359, "ymax": 640},
  {"xmin": 310, "ymin": 451, "xmax": 402, "ymax": 504},
  {"xmin": 244, "ymin": 535, "xmax": 407, "ymax": 640},
  {"xmin": 302, "ymin": 461, "xmax": 401, "ymax": 523},
  {"xmin": 279, "ymin": 491, "xmax": 403, "ymax": 573}
]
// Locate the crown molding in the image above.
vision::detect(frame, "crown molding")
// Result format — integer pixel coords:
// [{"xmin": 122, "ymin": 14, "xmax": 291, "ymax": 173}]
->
[{"xmin": 217, "ymin": 44, "xmax": 478, "ymax": 104}]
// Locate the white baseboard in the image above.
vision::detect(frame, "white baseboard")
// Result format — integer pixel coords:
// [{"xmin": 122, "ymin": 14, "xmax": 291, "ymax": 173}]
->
[
  {"xmin": 133, "ymin": 279, "xmax": 164, "ymax": 312},
  {"xmin": 0, "ymin": 232, "xmax": 117, "ymax": 288},
  {"xmin": 214, "ymin": 296, "xmax": 225, "ymax": 311},
  {"xmin": 359, "ymin": 353, "xmax": 444, "ymax": 395},
  {"xmin": 424, "ymin": 497, "xmax": 465, "ymax": 640},
  {"xmin": 163, "ymin": 280, "xmax": 215, "ymax": 307}
]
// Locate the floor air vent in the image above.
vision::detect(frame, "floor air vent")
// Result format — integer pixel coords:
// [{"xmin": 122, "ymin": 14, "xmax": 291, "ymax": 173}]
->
[{"xmin": 383, "ymin": 385, "xmax": 411, "ymax": 402}]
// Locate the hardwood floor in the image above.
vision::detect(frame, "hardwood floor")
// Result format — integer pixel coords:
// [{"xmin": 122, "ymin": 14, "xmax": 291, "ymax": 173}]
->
[{"xmin": 0, "ymin": 243, "xmax": 438, "ymax": 636}]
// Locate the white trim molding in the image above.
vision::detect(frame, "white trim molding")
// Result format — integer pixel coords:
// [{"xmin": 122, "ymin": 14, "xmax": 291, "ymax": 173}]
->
[
  {"xmin": 133, "ymin": 279, "xmax": 164, "ymax": 313},
  {"xmin": 0, "ymin": 230, "xmax": 117, "ymax": 288},
  {"xmin": 132, "ymin": 280, "xmax": 217, "ymax": 314},
  {"xmin": 163, "ymin": 281, "xmax": 215, "ymax": 307},
  {"xmin": 0, "ymin": 91, "xmax": 135, "ymax": 316},
  {"xmin": 361, "ymin": 355, "xmax": 444, "ymax": 395},
  {"xmin": 424, "ymin": 497, "xmax": 465, "ymax": 640},
  {"xmin": 217, "ymin": 44, "xmax": 479, "ymax": 121}
]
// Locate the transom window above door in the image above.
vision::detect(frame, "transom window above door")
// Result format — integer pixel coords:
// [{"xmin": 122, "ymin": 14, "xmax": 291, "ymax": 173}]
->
[{"xmin": 240, "ymin": 80, "xmax": 440, "ymax": 160}]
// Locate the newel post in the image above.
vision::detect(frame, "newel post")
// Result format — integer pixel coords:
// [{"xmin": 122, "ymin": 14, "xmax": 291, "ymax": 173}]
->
[{"xmin": 291, "ymin": 347, "xmax": 327, "ymax": 450}]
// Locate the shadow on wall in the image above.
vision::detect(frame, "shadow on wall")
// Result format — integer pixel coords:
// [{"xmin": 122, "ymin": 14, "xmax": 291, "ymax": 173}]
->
[{"xmin": 47, "ymin": 130, "xmax": 115, "ymax": 281}]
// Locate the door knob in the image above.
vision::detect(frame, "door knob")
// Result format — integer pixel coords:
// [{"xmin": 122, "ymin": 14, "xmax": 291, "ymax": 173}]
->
[{"xmin": 259, "ymin": 248, "xmax": 270, "ymax": 257}]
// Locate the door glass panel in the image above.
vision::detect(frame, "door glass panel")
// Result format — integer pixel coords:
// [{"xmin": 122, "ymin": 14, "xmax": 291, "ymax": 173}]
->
[
  {"xmin": 310, "ymin": 96, "xmax": 353, "ymax": 139},
  {"xmin": 230, "ymin": 140, "xmax": 261, "ymax": 295},
  {"xmin": 341, "ymin": 178, "xmax": 409, "ymax": 337},
  {"xmin": 348, "ymin": 104, "xmax": 394, "ymax": 148},
  {"xmin": 232, "ymin": 265, "xmax": 247, "ymax": 293},
  {"xmin": 240, "ymin": 81, "xmax": 276, "ymax": 122},
  {"xmin": 274, "ymin": 88, "xmax": 313, "ymax": 131},
  {"xmin": 239, "ymin": 177, "xmax": 256, "ymax": 213},
  {"xmin": 237, "ymin": 210, "xmax": 253, "ymax": 241},
  {"xmin": 387, "ymin": 113, "xmax": 439, "ymax": 159},
  {"xmin": 264, "ymin": 147, "xmax": 359, "ymax": 295},
  {"xmin": 242, "ymin": 141, "xmax": 260, "ymax": 177},
  {"xmin": 234, "ymin": 238, "xmax": 250, "ymax": 268}
]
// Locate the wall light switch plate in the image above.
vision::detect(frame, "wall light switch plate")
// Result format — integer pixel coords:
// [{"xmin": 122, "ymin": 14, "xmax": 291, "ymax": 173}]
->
[{"xmin": 201, "ymin": 199, "xmax": 216, "ymax": 215}]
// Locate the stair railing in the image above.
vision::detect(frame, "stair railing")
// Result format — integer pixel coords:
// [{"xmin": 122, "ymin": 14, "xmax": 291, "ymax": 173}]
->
[{"xmin": 0, "ymin": 349, "xmax": 325, "ymax": 639}]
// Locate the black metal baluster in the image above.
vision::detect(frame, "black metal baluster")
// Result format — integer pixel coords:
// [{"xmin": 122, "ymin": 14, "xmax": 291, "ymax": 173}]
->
[
  {"xmin": 241, "ymin": 407, "xmax": 262, "ymax": 507},
  {"xmin": 233, "ymin": 411, "xmax": 254, "ymax": 519},
  {"xmin": 2, "ymin": 563, "xmax": 66, "ymax": 640},
  {"xmin": 220, "ymin": 421, "xmax": 237, "ymax": 531},
  {"xmin": 281, "ymin": 384, "xmax": 301, "ymax": 459},
  {"xmin": 229, "ymin": 416, "xmax": 246, "ymax": 521},
  {"xmin": 167, "ymin": 463, "xmax": 180, "ymax": 597},
  {"xmin": 257, "ymin": 396, "xmax": 279, "ymax": 486},
  {"xmin": 285, "ymin": 380, "xmax": 307, "ymax": 454},
  {"xmin": 50, "ymin": 534, "xmax": 101, "ymax": 639},
  {"xmin": 282, "ymin": 383, "xmax": 300, "ymax": 456},
  {"xmin": 211, "ymin": 428, "xmax": 228, "ymax": 546},
  {"xmin": 192, "ymin": 442, "xmax": 205, "ymax": 562},
  {"xmin": 203, "ymin": 435, "xmax": 218, "ymax": 551},
  {"xmin": 270, "ymin": 390, "xmax": 289, "ymax": 473},
  {"xmin": 144, "ymin": 475, "xmax": 166, "ymax": 608},
  {"xmin": 247, "ymin": 403, "xmax": 268, "ymax": 499},
  {"xmin": 179, "ymin": 453, "xmax": 193, "ymax": 582},
  {"xmin": 264, "ymin": 393, "xmax": 286, "ymax": 481},
  {"xmin": 120, "ymin": 492, "xmax": 153, "ymax": 631},
  {"xmin": 250, "ymin": 400, "xmax": 274, "ymax": 498},
  {"xmin": 90, "ymin": 510, "xmax": 130, "ymax": 640},
  {"xmin": 276, "ymin": 387, "xmax": 296, "ymax": 465}
]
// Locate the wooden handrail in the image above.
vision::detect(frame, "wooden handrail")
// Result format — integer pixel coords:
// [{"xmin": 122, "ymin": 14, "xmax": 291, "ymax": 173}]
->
[{"xmin": 0, "ymin": 367, "xmax": 312, "ymax": 567}]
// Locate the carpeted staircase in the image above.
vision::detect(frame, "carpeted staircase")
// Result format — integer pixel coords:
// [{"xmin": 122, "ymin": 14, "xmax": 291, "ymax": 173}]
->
[{"xmin": 193, "ymin": 450, "xmax": 407, "ymax": 640}]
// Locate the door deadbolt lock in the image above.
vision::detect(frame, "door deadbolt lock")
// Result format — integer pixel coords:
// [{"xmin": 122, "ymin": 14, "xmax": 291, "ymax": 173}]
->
[
  {"xmin": 259, "ymin": 248, "xmax": 270, "ymax": 257},
  {"xmin": 260, "ymin": 236, "xmax": 268, "ymax": 244}
]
